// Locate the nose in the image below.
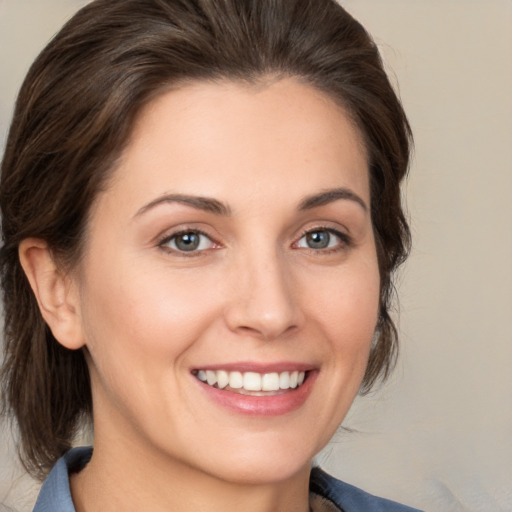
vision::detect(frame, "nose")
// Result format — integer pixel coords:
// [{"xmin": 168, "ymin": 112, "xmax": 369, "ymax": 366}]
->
[{"xmin": 223, "ymin": 250, "xmax": 302, "ymax": 341}]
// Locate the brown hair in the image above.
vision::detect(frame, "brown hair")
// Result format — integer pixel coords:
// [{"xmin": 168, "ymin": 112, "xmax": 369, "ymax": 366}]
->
[{"xmin": 0, "ymin": 0, "xmax": 411, "ymax": 478}]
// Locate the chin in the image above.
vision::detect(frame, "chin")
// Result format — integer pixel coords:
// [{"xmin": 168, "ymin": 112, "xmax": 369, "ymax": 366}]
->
[
  {"xmin": 208, "ymin": 457, "xmax": 312, "ymax": 487},
  {"xmin": 190, "ymin": 434, "xmax": 321, "ymax": 486}
]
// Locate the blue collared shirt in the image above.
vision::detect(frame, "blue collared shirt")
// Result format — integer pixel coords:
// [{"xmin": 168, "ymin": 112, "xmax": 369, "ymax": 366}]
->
[{"xmin": 33, "ymin": 447, "xmax": 423, "ymax": 511}]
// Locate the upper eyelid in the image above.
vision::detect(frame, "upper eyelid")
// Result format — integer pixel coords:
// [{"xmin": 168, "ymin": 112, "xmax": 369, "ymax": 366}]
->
[
  {"xmin": 157, "ymin": 225, "xmax": 217, "ymax": 243},
  {"xmin": 157, "ymin": 228, "xmax": 219, "ymax": 251},
  {"xmin": 294, "ymin": 226, "xmax": 354, "ymax": 251},
  {"xmin": 296, "ymin": 225, "xmax": 350, "ymax": 241}
]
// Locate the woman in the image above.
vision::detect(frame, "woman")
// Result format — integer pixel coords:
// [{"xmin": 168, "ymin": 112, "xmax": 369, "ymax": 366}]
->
[{"xmin": 0, "ymin": 0, "xmax": 419, "ymax": 510}]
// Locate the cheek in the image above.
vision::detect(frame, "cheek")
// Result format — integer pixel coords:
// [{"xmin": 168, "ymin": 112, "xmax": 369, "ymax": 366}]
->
[
  {"xmin": 78, "ymin": 256, "xmax": 223, "ymax": 372},
  {"xmin": 302, "ymin": 255, "xmax": 380, "ymax": 362}
]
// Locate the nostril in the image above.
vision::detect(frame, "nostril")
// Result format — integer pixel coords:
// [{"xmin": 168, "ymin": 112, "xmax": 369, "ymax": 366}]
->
[{"xmin": 234, "ymin": 323, "xmax": 298, "ymax": 341}]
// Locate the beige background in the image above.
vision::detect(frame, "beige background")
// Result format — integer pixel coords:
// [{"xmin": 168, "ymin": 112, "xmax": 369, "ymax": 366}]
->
[{"xmin": 1, "ymin": 1, "xmax": 511, "ymax": 511}]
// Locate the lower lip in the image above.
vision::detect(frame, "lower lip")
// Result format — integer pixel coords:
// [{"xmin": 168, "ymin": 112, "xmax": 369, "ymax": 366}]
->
[{"xmin": 196, "ymin": 372, "xmax": 317, "ymax": 417}]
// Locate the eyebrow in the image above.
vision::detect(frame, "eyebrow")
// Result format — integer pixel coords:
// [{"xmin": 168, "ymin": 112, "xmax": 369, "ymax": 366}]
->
[
  {"xmin": 298, "ymin": 187, "xmax": 368, "ymax": 212},
  {"xmin": 134, "ymin": 186, "xmax": 367, "ymax": 219},
  {"xmin": 134, "ymin": 194, "xmax": 231, "ymax": 218}
]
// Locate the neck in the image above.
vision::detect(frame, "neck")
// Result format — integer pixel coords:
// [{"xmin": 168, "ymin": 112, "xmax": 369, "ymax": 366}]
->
[{"xmin": 71, "ymin": 435, "xmax": 312, "ymax": 512}]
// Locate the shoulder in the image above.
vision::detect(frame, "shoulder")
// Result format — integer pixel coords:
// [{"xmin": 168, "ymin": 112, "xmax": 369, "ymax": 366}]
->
[
  {"xmin": 32, "ymin": 446, "xmax": 92, "ymax": 512},
  {"xmin": 310, "ymin": 467, "xmax": 424, "ymax": 512}
]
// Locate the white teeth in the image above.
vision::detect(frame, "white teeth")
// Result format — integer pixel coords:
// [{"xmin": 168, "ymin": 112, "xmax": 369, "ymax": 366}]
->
[
  {"xmin": 261, "ymin": 372, "xmax": 280, "ymax": 391},
  {"xmin": 229, "ymin": 371, "xmax": 243, "ymax": 389},
  {"xmin": 196, "ymin": 369, "xmax": 307, "ymax": 392},
  {"xmin": 206, "ymin": 370, "xmax": 217, "ymax": 386},
  {"xmin": 279, "ymin": 371, "xmax": 290, "ymax": 389},
  {"xmin": 243, "ymin": 372, "xmax": 262, "ymax": 391},
  {"xmin": 217, "ymin": 370, "xmax": 229, "ymax": 389}
]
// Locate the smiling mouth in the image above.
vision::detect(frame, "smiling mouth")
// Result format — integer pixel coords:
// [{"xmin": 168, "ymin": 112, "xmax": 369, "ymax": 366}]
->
[{"xmin": 193, "ymin": 369, "xmax": 307, "ymax": 395}]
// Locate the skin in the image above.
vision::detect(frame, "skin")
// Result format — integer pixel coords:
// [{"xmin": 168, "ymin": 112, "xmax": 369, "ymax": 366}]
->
[{"xmin": 20, "ymin": 78, "xmax": 380, "ymax": 512}]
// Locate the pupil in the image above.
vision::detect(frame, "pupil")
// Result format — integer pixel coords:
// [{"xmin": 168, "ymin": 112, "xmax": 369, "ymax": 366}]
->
[
  {"xmin": 176, "ymin": 232, "xmax": 199, "ymax": 251},
  {"xmin": 307, "ymin": 231, "xmax": 330, "ymax": 249}
]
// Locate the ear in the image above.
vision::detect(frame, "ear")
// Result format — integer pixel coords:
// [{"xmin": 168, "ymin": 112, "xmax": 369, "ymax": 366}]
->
[{"xmin": 18, "ymin": 238, "xmax": 85, "ymax": 350}]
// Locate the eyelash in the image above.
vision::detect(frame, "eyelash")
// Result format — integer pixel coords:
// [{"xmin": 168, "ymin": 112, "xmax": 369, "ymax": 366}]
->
[
  {"xmin": 157, "ymin": 228, "xmax": 218, "ymax": 257},
  {"xmin": 294, "ymin": 226, "xmax": 352, "ymax": 254},
  {"xmin": 157, "ymin": 226, "xmax": 352, "ymax": 257}
]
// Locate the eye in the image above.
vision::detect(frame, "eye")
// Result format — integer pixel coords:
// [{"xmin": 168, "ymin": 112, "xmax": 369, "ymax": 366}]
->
[
  {"xmin": 159, "ymin": 230, "xmax": 216, "ymax": 253},
  {"xmin": 295, "ymin": 228, "xmax": 346, "ymax": 251}
]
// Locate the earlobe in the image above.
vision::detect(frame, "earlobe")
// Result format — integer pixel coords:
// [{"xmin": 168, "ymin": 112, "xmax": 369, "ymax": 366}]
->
[{"xmin": 18, "ymin": 238, "xmax": 85, "ymax": 350}]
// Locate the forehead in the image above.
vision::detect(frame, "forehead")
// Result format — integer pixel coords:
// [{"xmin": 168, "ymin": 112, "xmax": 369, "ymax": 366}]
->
[{"xmin": 104, "ymin": 77, "xmax": 370, "ymax": 212}]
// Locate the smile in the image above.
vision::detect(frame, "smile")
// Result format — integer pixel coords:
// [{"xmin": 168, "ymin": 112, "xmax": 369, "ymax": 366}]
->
[{"xmin": 194, "ymin": 370, "xmax": 307, "ymax": 394}]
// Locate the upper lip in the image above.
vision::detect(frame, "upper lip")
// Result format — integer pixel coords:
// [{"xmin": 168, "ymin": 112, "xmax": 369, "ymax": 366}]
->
[{"xmin": 191, "ymin": 361, "xmax": 315, "ymax": 374}]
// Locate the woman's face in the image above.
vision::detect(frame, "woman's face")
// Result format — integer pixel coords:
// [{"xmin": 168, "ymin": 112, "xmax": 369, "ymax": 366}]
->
[{"xmin": 73, "ymin": 78, "xmax": 380, "ymax": 484}]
